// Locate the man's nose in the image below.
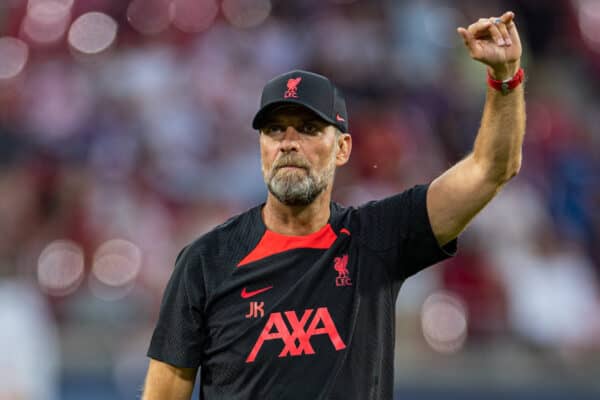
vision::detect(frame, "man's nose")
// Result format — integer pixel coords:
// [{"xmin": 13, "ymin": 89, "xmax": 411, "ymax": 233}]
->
[{"xmin": 279, "ymin": 126, "xmax": 300, "ymax": 152}]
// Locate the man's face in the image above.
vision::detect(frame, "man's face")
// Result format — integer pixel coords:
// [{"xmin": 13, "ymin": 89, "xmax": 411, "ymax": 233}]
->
[{"xmin": 258, "ymin": 105, "xmax": 350, "ymax": 206}]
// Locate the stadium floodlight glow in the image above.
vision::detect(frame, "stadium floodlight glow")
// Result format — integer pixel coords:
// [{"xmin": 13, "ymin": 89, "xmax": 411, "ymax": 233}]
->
[
  {"xmin": 22, "ymin": 0, "xmax": 71, "ymax": 45},
  {"xmin": 0, "ymin": 37, "xmax": 29, "ymax": 80},
  {"xmin": 37, "ymin": 240, "xmax": 85, "ymax": 297},
  {"xmin": 222, "ymin": 0, "xmax": 272, "ymax": 29},
  {"xmin": 68, "ymin": 12, "xmax": 118, "ymax": 55},
  {"xmin": 127, "ymin": 0, "xmax": 172, "ymax": 35},
  {"xmin": 172, "ymin": 0, "xmax": 219, "ymax": 33}
]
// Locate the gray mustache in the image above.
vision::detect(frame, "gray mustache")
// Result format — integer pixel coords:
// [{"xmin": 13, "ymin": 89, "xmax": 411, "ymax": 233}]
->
[{"xmin": 273, "ymin": 157, "xmax": 310, "ymax": 170}]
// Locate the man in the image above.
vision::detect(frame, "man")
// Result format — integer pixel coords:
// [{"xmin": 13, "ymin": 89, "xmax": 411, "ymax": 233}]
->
[{"xmin": 143, "ymin": 11, "xmax": 525, "ymax": 400}]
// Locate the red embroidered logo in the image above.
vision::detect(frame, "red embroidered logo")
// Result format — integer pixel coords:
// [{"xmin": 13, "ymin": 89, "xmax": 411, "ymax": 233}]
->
[
  {"xmin": 284, "ymin": 77, "xmax": 302, "ymax": 98},
  {"xmin": 246, "ymin": 307, "xmax": 346, "ymax": 363},
  {"xmin": 335, "ymin": 113, "xmax": 345, "ymax": 122},
  {"xmin": 334, "ymin": 254, "xmax": 351, "ymax": 287},
  {"xmin": 241, "ymin": 286, "xmax": 273, "ymax": 299}
]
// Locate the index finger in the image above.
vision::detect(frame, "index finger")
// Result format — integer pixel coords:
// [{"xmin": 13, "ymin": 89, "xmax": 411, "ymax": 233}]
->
[
  {"xmin": 467, "ymin": 18, "xmax": 493, "ymax": 37},
  {"xmin": 500, "ymin": 11, "xmax": 515, "ymax": 24},
  {"xmin": 505, "ymin": 13, "xmax": 522, "ymax": 48}
]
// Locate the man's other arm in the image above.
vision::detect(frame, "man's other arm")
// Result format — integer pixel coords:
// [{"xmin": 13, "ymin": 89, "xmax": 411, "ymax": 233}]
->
[
  {"xmin": 142, "ymin": 359, "xmax": 197, "ymax": 400},
  {"xmin": 427, "ymin": 11, "xmax": 526, "ymax": 246}
]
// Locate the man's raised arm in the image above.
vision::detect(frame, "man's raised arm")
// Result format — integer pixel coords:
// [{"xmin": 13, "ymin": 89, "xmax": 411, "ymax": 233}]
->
[{"xmin": 427, "ymin": 11, "xmax": 526, "ymax": 246}]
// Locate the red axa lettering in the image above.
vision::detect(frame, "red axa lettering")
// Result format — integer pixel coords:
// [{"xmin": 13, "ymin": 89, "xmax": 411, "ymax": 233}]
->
[{"xmin": 245, "ymin": 307, "xmax": 346, "ymax": 363}]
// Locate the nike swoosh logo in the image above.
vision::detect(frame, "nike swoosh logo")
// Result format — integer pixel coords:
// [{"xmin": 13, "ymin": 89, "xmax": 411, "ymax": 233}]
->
[{"xmin": 241, "ymin": 286, "xmax": 273, "ymax": 299}]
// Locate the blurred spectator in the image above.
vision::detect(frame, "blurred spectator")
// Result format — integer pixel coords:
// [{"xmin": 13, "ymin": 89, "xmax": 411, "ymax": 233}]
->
[
  {"xmin": 0, "ymin": 269, "xmax": 60, "ymax": 400},
  {"xmin": 495, "ymin": 227, "xmax": 600, "ymax": 352},
  {"xmin": 0, "ymin": 164, "xmax": 59, "ymax": 398},
  {"xmin": 440, "ymin": 236, "xmax": 509, "ymax": 340}
]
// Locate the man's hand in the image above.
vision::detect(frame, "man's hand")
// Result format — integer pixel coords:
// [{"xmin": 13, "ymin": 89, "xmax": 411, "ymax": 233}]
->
[{"xmin": 457, "ymin": 11, "xmax": 522, "ymax": 80}]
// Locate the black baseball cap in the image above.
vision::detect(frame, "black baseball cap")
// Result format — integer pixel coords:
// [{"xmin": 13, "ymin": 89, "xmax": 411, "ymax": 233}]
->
[{"xmin": 252, "ymin": 69, "xmax": 349, "ymax": 133}]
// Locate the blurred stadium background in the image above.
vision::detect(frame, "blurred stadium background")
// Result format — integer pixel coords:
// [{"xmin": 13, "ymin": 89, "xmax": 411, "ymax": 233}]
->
[{"xmin": 1, "ymin": 0, "xmax": 599, "ymax": 399}]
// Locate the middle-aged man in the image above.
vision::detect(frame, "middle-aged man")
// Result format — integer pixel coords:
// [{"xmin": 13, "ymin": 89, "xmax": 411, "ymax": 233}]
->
[{"xmin": 143, "ymin": 10, "xmax": 525, "ymax": 400}]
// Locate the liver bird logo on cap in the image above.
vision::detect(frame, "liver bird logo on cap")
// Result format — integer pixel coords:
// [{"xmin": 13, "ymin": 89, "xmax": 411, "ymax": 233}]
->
[{"xmin": 284, "ymin": 77, "xmax": 302, "ymax": 98}]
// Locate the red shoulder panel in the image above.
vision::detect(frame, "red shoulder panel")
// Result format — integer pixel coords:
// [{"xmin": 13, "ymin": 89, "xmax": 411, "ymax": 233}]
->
[{"xmin": 237, "ymin": 224, "xmax": 338, "ymax": 267}]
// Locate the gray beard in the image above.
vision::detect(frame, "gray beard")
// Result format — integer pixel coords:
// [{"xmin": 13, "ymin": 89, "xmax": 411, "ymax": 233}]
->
[
  {"xmin": 267, "ymin": 169, "xmax": 325, "ymax": 206},
  {"xmin": 266, "ymin": 157, "xmax": 335, "ymax": 206}
]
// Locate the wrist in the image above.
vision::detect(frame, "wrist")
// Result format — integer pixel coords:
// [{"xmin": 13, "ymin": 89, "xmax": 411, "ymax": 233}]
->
[
  {"xmin": 487, "ymin": 67, "xmax": 525, "ymax": 95},
  {"xmin": 488, "ymin": 61, "xmax": 520, "ymax": 81}
]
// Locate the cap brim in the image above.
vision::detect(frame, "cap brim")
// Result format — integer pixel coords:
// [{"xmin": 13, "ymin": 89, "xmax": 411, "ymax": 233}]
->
[{"xmin": 252, "ymin": 99, "xmax": 339, "ymax": 131}]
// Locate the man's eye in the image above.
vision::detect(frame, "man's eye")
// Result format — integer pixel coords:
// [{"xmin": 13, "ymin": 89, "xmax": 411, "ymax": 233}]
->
[
  {"xmin": 265, "ymin": 125, "xmax": 283, "ymax": 134},
  {"xmin": 301, "ymin": 124, "xmax": 318, "ymax": 134}
]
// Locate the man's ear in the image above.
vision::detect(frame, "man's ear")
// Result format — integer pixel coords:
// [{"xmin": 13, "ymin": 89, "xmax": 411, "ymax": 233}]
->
[{"xmin": 335, "ymin": 132, "xmax": 352, "ymax": 167}]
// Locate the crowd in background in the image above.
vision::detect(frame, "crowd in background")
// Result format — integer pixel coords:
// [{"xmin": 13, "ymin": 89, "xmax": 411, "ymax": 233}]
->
[{"xmin": 1, "ymin": 0, "xmax": 599, "ymax": 399}]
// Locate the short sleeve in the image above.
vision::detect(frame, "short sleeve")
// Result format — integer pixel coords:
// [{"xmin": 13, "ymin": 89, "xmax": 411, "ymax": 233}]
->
[
  {"xmin": 147, "ymin": 245, "xmax": 206, "ymax": 368},
  {"xmin": 356, "ymin": 183, "xmax": 457, "ymax": 280}
]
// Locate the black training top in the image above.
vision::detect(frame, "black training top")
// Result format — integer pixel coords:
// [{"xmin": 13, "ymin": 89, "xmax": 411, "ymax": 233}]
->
[{"xmin": 147, "ymin": 184, "xmax": 457, "ymax": 400}]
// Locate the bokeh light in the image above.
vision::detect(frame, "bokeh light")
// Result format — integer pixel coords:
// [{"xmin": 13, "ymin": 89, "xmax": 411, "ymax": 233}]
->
[
  {"xmin": 88, "ymin": 276, "xmax": 136, "ymax": 301},
  {"xmin": 91, "ymin": 239, "xmax": 142, "ymax": 287},
  {"xmin": 127, "ymin": 0, "xmax": 172, "ymax": 35},
  {"xmin": 28, "ymin": 0, "xmax": 75, "ymax": 8},
  {"xmin": 0, "ymin": 37, "xmax": 29, "ymax": 80},
  {"xmin": 22, "ymin": 0, "xmax": 72, "ymax": 45},
  {"xmin": 421, "ymin": 291, "xmax": 468, "ymax": 354},
  {"xmin": 172, "ymin": 0, "xmax": 219, "ymax": 33},
  {"xmin": 37, "ymin": 240, "xmax": 85, "ymax": 296},
  {"xmin": 68, "ymin": 12, "xmax": 118, "ymax": 55},
  {"xmin": 577, "ymin": 0, "xmax": 600, "ymax": 53},
  {"xmin": 222, "ymin": 0, "xmax": 272, "ymax": 29}
]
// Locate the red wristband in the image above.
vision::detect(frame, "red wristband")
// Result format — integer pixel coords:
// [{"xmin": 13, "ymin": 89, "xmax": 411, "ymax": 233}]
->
[{"xmin": 487, "ymin": 68, "xmax": 524, "ymax": 95}]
